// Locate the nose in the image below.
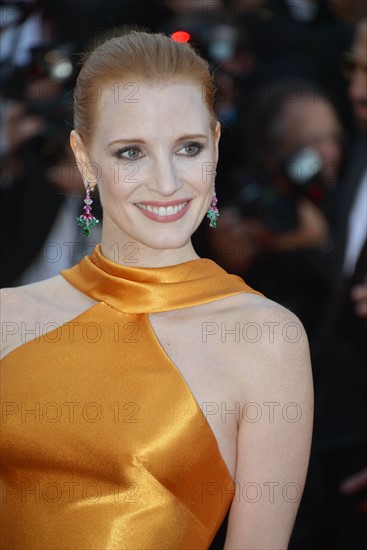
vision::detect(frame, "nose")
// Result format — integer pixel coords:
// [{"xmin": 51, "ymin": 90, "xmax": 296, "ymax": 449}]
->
[{"xmin": 147, "ymin": 154, "xmax": 183, "ymax": 196}]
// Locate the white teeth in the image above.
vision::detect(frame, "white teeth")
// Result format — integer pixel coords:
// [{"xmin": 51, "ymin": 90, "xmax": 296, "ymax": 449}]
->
[{"xmin": 135, "ymin": 201, "xmax": 188, "ymax": 216}]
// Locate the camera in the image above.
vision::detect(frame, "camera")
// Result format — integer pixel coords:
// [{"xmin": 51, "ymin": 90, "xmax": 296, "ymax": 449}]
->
[{"xmin": 237, "ymin": 146, "xmax": 326, "ymax": 232}]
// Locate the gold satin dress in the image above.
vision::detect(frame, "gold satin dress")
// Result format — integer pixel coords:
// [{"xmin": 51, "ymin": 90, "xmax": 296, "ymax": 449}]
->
[{"xmin": 1, "ymin": 245, "xmax": 264, "ymax": 549}]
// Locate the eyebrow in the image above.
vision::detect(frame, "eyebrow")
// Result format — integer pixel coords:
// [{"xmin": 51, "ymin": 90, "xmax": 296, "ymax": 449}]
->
[{"xmin": 108, "ymin": 134, "xmax": 208, "ymax": 146}]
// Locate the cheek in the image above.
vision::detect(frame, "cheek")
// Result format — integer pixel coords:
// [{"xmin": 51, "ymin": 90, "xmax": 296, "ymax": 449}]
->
[
  {"xmin": 186, "ymin": 165, "xmax": 212, "ymax": 192},
  {"xmin": 97, "ymin": 159, "xmax": 141, "ymax": 202},
  {"xmin": 113, "ymin": 163, "xmax": 141, "ymax": 191},
  {"xmin": 188, "ymin": 149, "xmax": 217, "ymax": 188}
]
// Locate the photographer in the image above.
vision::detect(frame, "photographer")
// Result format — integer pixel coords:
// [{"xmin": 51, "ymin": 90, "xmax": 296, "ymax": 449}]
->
[
  {"xmin": 290, "ymin": 12, "xmax": 367, "ymax": 549},
  {"xmin": 0, "ymin": 39, "xmax": 101, "ymax": 286},
  {"xmin": 207, "ymin": 79, "xmax": 345, "ymax": 340}
]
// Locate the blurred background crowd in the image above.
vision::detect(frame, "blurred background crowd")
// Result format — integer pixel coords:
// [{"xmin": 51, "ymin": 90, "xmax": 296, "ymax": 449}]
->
[{"xmin": 0, "ymin": 0, "xmax": 366, "ymax": 548}]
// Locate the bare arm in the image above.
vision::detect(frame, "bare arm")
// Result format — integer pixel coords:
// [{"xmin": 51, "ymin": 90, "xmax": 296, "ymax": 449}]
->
[{"xmin": 224, "ymin": 307, "xmax": 314, "ymax": 549}]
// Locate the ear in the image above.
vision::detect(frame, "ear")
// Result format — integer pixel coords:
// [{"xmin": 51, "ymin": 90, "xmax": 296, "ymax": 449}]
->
[
  {"xmin": 214, "ymin": 120, "xmax": 221, "ymax": 164},
  {"xmin": 70, "ymin": 130, "xmax": 96, "ymax": 186}
]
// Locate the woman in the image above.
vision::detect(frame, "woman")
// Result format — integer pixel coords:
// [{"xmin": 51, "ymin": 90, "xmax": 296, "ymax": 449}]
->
[{"xmin": 0, "ymin": 31, "xmax": 313, "ymax": 549}]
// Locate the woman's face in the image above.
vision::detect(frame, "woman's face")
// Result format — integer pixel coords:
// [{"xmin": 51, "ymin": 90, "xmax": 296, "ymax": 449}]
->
[{"xmin": 71, "ymin": 79, "xmax": 220, "ymax": 251}]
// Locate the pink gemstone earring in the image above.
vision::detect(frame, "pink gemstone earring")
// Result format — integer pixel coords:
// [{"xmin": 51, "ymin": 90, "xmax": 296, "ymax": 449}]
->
[
  {"xmin": 77, "ymin": 180, "xmax": 99, "ymax": 236},
  {"xmin": 206, "ymin": 171, "xmax": 220, "ymax": 228}
]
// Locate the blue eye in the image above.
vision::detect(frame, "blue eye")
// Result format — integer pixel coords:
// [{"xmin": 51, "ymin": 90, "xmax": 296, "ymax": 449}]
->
[
  {"xmin": 115, "ymin": 146, "xmax": 142, "ymax": 160},
  {"xmin": 179, "ymin": 142, "xmax": 204, "ymax": 157}
]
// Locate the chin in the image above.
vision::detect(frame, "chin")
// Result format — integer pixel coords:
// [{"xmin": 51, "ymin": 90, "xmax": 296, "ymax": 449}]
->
[{"xmin": 139, "ymin": 232, "xmax": 191, "ymax": 250}]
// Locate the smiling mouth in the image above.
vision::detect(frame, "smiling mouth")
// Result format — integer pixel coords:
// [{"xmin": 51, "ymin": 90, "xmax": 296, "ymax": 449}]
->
[{"xmin": 134, "ymin": 201, "xmax": 189, "ymax": 217}]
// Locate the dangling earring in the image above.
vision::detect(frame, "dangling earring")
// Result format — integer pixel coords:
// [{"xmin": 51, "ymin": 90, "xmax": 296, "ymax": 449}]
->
[
  {"xmin": 77, "ymin": 180, "xmax": 99, "ymax": 236},
  {"xmin": 207, "ymin": 192, "xmax": 220, "ymax": 228},
  {"xmin": 206, "ymin": 171, "xmax": 220, "ymax": 228}
]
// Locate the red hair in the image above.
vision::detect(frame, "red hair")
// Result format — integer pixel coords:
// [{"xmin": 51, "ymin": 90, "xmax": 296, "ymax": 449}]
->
[{"xmin": 74, "ymin": 30, "xmax": 217, "ymax": 146}]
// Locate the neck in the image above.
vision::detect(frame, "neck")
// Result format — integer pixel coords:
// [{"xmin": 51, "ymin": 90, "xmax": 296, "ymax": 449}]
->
[{"xmin": 100, "ymin": 227, "xmax": 201, "ymax": 268}]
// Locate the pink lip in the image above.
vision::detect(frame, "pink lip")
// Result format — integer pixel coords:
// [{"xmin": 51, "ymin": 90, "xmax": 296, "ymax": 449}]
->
[{"xmin": 134, "ymin": 200, "xmax": 191, "ymax": 223}]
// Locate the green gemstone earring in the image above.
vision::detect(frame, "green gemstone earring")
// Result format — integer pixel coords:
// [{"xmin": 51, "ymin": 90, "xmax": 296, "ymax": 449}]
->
[
  {"xmin": 206, "ymin": 172, "xmax": 219, "ymax": 228},
  {"xmin": 76, "ymin": 180, "xmax": 99, "ymax": 236},
  {"xmin": 206, "ymin": 192, "xmax": 219, "ymax": 228}
]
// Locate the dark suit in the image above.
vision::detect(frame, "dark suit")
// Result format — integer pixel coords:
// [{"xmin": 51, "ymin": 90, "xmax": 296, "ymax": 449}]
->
[{"xmin": 290, "ymin": 135, "xmax": 367, "ymax": 549}]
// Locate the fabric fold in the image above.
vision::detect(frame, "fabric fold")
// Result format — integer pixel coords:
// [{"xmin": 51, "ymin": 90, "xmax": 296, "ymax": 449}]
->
[{"xmin": 1, "ymin": 244, "xmax": 264, "ymax": 549}]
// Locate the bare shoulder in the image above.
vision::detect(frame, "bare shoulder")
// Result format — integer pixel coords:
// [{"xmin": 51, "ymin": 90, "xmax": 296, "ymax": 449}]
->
[
  {"xmin": 207, "ymin": 290, "xmax": 308, "ymax": 343},
  {"xmin": 212, "ymin": 291, "xmax": 313, "ymax": 404},
  {"xmin": 221, "ymin": 292, "xmax": 314, "ymax": 548},
  {"xmin": 1, "ymin": 276, "xmax": 97, "ymax": 357},
  {"xmin": 1, "ymin": 274, "xmax": 94, "ymax": 317}
]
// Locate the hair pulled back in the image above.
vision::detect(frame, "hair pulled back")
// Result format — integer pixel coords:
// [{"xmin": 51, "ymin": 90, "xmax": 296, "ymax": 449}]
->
[{"xmin": 74, "ymin": 30, "xmax": 217, "ymax": 146}]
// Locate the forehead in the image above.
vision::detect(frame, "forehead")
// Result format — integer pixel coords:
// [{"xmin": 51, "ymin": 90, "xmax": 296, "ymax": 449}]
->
[
  {"xmin": 95, "ymin": 79, "xmax": 211, "ymax": 141},
  {"xmin": 283, "ymin": 97, "xmax": 337, "ymax": 123},
  {"xmin": 282, "ymin": 98, "xmax": 340, "ymax": 137}
]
